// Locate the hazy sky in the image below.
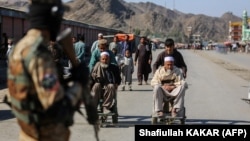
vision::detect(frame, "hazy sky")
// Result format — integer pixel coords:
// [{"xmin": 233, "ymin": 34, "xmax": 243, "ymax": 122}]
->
[{"xmin": 63, "ymin": 0, "xmax": 249, "ymax": 17}]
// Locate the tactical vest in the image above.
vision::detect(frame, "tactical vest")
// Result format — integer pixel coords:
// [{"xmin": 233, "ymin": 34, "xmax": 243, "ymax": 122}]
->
[{"xmin": 7, "ymin": 32, "xmax": 74, "ymax": 128}]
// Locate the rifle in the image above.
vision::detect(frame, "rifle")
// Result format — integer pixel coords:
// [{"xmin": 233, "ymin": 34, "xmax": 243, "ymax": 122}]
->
[
  {"xmin": 56, "ymin": 28, "xmax": 99, "ymax": 141},
  {"xmin": 56, "ymin": 28, "xmax": 80, "ymax": 67}
]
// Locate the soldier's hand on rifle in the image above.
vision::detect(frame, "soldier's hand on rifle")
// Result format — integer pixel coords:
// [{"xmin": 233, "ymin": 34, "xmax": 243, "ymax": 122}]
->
[
  {"xmin": 71, "ymin": 62, "xmax": 98, "ymax": 125},
  {"xmin": 85, "ymin": 98, "xmax": 99, "ymax": 125},
  {"xmin": 71, "ymin": 62, "xmax": 89, "ymax": 86}
]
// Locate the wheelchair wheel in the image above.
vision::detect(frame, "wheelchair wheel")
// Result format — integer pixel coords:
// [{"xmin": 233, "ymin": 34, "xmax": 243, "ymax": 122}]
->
[
  {"xmin": 112, "ymin": 114, "xmax": 118, "ymax": 124},
  {"xmin": 151, "ymin": 117, "xmax": 158, "ymax": 124},
  {"xmin": 101, "ymin": 115, "xmax": 107, "ymax": 123},
  {"xmin": 180, "ymin": 119, "xmax": 185, "ymax": 125},
  {"xmin": 110, "ymin": 100, "xmax": 118, "ymax": 124},
  {"xmin": 180, "ymin": 107, "xmax": 186, "ymax": 125}
]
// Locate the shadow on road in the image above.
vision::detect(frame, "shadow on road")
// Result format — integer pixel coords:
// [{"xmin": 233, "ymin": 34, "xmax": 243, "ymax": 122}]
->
[
  {"xmin": 97, "ymin": 115, "xmax": 152, "ymax": 128},
  {"xmin": 0, "ymin": 109, "xmax": 15, "ymax": 121},
  {"xmin": 109, "ymin": 115, "xmax": 151, "ymax": 128},
  {"xmin": 105, "ymin": 116, "xmax": 250, "ymax": 127},
  {"xmin": 186, "ymin": 118, "xmax": 250, "ymax": 125},
  {"xmin": 129, "ymin": 89, "xmax": 152, "ymax": 92}
]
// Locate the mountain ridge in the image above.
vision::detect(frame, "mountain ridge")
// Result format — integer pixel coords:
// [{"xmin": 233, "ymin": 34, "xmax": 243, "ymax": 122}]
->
[{"xmin": 0, "ymin": 0, "xmax": 243, "ymax": 42}]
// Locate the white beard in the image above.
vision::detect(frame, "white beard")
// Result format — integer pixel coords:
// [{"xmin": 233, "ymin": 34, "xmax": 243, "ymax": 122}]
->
[
  {"xmin": 100, "ymin": 63, "xmax": 109, "ymax": 68},
  {"xmin": 165, "ymin": 69, "xmax": 172, "ymax": 75}
]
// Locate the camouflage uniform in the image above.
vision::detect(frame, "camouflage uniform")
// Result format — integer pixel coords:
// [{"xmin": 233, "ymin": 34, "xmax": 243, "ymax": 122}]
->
[
  {"xmin": 7, "ymin": 29, "xmax": 83, "ymax": 141},
  {"xmin": 7, "ymin": 1, "xmax": 85, "ymax": 141}
]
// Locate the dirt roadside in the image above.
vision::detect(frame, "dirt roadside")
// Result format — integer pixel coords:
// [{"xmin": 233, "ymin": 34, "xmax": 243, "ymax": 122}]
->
[{"xmin": 194, "ymin": 50, "xmax": 250, "ymax": 82}]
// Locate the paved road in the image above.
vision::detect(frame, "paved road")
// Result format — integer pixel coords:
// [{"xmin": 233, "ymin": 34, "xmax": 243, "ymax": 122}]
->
[
  {"xmin": 0, "ymin": 49, "xmax": 250, "ymax": 141},
  {"xmin": 183, "ymin": 49, "xmax": 250, "ymax": 124}
]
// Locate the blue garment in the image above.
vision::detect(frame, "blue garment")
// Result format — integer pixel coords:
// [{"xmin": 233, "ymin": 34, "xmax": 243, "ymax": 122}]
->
[
  {"xmin": 88, "ymin": 49, "xmax": 118, "ymax": 72},
  {"xmin": 90, "ymin": 40, "xmax": 98, "ymax": 53},
  {"xmin": 74, "ymin": 41, "xmax": 85, "ymax": 63},
  {"xmin": 120, "ymin": 41, "xmax": 131, "ymax": 57}
]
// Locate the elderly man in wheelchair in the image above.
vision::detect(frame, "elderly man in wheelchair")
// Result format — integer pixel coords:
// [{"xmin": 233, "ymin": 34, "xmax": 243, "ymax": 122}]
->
[
  {"xmin": 151, "ymin": 56, "xmax": 187, "ymax": 118},
  {"xmin": 91, "ymin": 51, "xmax": 121, "ymax": 114}
]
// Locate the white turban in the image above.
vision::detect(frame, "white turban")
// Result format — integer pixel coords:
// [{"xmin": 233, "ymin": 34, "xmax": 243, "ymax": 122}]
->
[
  {"xmin": 100, "ymin": 51, "xmax": 109, "ymax": 57},
  {"xmin": 164, "ymin": 56, "xmax": 174, "ymax": 62},
  {"xmin": 98, "ymin": 33, "xmax": 103, "ymax": 37}
]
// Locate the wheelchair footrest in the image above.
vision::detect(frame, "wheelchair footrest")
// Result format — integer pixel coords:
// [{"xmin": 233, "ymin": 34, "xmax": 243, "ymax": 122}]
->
[{"xmin": 98, "ymin": 113, "xmax": 115, "ymax": 116}]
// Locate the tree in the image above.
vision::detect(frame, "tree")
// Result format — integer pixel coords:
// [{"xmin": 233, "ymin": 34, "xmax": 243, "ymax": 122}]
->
[
  {"xmin": 133, "ymin": 28, "xmax": 141, "ymax": 35},
  {"xmin": 144, "ymin": 28, "xmax": 151, "ymax": 37}
]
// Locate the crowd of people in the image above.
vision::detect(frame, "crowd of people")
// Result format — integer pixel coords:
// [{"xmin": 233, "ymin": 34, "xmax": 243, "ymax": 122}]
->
[{"xmin": 69, "ymin": 32, "xmax": 189, "ymax": 119}]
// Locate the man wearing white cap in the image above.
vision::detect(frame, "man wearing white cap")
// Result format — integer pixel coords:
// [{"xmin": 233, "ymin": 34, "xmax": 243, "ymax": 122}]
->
[
  {"xmin": 91, "ymin": 51, "xmax": 121, "ymax": 114},
  {"xmin": 151, "ymin": 56, "xmax": 186, "ymax": 118},
  {"xmin": 90, "ymin": 33, "xmax": 103, "ymax": 53}
]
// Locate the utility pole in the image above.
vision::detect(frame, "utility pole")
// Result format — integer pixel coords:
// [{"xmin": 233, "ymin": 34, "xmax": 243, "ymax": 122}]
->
[
  {"xmin": 173, "ymin": 0, "xmax": 175, "ymax": 10},
  {"xmin": 187, "ymin": 26, "xmax": 192, "ymax": 46},
  {"xmin": 165, "ymin": 0, "xmax": 167, "ymax": 9}
]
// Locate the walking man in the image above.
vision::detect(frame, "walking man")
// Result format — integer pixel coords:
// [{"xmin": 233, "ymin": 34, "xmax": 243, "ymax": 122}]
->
[{"xmin": 134, "ymin": 36, "xmax": 152, "ymax": 85}]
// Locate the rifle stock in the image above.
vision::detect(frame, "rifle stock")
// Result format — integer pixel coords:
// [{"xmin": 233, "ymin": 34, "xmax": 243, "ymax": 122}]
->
[{"xmin": 57, "ymin": 28, "xmax": 80, "ymax": 67}]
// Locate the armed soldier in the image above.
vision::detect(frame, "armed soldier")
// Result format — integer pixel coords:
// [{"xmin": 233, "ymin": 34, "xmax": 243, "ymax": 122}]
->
[{"xmin": 6, "ymin": 0, "xmax": 98, "ymax": 141}]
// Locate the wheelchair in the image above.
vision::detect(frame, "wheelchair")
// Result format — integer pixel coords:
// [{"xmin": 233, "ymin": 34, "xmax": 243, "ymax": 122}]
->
[
  {"xmin": 97, "ymin": 88, "xmax": 119, "ymax": 127},
  {"xmin": 151, "ymin": 79, "xmax": 188, "ymax": 125}
]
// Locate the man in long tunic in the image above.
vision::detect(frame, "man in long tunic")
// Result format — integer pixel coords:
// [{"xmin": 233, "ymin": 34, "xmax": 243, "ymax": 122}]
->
[
  {"xmin": 91, "ymin": 52, "xmax": 121, "ymax": 114},
  {"xmin": 134, "ymin": 36, "xmax": 152, "ymax": 85},
  {"xmin": 74, "ymin": 35, "xmax": 85, "ymax": 63},
  {"xmin": 90, "ymin": 33, "xmax": 103, "ymax": 53},
  {"xmin": 151, "ymin": 56, "xmax": 186, "ymax": 117}
]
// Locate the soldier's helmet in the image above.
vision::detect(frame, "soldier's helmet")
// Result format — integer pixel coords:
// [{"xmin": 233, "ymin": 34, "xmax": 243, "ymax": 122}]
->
[{"xmin": 27, "ymin": 0, "xmax": 69, "ymax": 41}]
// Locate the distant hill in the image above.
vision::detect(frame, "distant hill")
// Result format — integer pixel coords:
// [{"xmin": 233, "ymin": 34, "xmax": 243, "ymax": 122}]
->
[{"xmin": 0, "ymin": 0, "xmax": 243, "ymax": 42}]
